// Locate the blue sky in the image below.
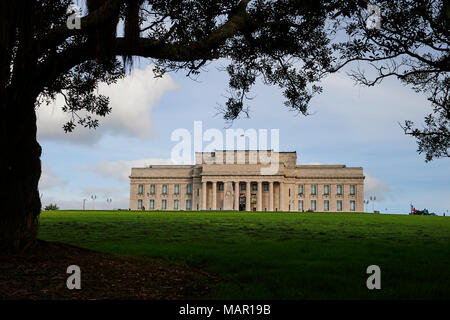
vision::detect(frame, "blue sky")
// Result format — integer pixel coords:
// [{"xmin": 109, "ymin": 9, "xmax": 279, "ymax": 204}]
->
[{"xmin": 36, "ymin": 59, "xmax": 450, "ymax": 215}]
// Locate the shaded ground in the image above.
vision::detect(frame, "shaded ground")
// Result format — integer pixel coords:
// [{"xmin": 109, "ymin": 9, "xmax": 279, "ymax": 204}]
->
[
  {"xmin": 38, "ymin": 211, "xmax": 450, "ymax": 299},
  {"xmin": 0, "ymin": 240, "xmax": 216, "ymax": 300}
]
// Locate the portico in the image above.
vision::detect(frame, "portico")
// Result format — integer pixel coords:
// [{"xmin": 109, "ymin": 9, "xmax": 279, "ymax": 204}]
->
[
  {"xmin": 199, "ymin": 179, "xmax": 283, "ymax": 211},
  {"xmin": 129, "ymin": 150, "xmax": 365, "ymax": 212}
]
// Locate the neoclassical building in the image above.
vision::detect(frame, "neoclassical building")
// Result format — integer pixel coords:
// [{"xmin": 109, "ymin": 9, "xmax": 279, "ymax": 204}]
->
[{"xmin": 129, "ymin": 150, "xmax": 364, "ymax": 212}]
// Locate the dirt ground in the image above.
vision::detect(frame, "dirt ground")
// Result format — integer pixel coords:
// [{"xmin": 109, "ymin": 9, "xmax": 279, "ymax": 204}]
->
[{"xmin": 0, "ymin": 240, "xmax": 216, "ymax": 300}]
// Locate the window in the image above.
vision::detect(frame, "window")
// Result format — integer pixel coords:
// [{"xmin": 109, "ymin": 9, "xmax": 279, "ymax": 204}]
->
[
  {"xmin": 337, "ymin": 185, "xmax": 343, "ymax": 195},
  {"xmin": 350, "ymin": 200, "xmax": 356, "ymax": 211},
  {"xmin": 241, "ymin": 183, "xmax": 246, "ymax": 191},
  {"xmin": 137, "ymin": 199, "xmax": 142, "ymax": 209},
  {"xmin": 324, "ymin": 184, "xmax": 330, "ymax": 195},
  {"xmin": 311, "ymin": 200, "xmax": 316, "ymax": 211},
  {"xmin": 150, "ymin": 184, "xmax": 155, "ymax": 194},
  {"xmin": 174, "ymin": 184, "xmax": 180, "ymax": 195},
  {"xmin": 162, "ymin": 184, "xmax": 168, "ymax": 194},
  {"xmin": 337, "ymin": 200, "xmax": 343, "ymax": 211},
  {"xmin": 311, "ymin": 185, "xmax": 317, "ymax": 195},
  {"xmin": 186, "ymin": 199, "xmax": 192, "ymax": 210},
  {"xmin": 350, "ymin": 185, "xmax": 356, "ymax": 195},
  {"xmin": 149, "ymin": 199, "xmax": 154, "ymax": 210},
  {"xmin": 298, "ymin": 200, "xmax": 304, "ymax": 211},
  {"xmin": 174, "ymin": 200, "xmax": 179, "ymax": 210},
  {"xmin": 252, "ymin": 183, "xmax": 257, "ymax": 191},
  {"xmin": 324, "ymin": 200, "xmax": 329, "ymax": 211},
  {"xmin": 218, "ymin": 182, "xmax": 224, "ymax": 191},
  {"xmin": 162, "ymin": 199, "xmax": 167, "ymax": 210},
  {"xmin": 138, "ymin": 184, "xmax": 143, "ymax": 194},
  {"xmin": 263, "ymin": 183, "xmax": 269, "ymax": 191},
  {"xmin": 298, "ymin": 185, "xmax": 304, "ymax": 195},
  {"xmin": 186, "ymin": 184, "xmax": 192, "ymax": 195},
  {"xmin": 289, "ymin": 188, "xmax": 291, "ymax": 197}
]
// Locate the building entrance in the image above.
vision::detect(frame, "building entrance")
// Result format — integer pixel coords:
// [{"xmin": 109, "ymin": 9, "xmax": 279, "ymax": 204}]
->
[{"xmin": 239, "ymin": 195, "xmax": 246, "ymax": 211}]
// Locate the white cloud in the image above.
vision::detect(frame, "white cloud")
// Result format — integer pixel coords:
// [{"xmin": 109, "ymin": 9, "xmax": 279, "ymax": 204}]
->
[
  {"xmin": 39, "ymin": 164, "xmax": 67, "ymax": 190},
  {"xmin": 41, "ymin": 185, "xmax": 131, "ymax": 210},
  {"xmin": 36, "ymin": 64, "xmax": 178, "ymax": 144},
  {"xmin": 41, "ymin": 194, "xmax": 130, "ymax": 210},
  {"xmin": 305, "ymin": 72, "xmax": 431, "ymax": 143},
  {"xmin": 87, "ymin": 158, "xmax": 176, "ymax": 182},
  {"xmin": 80, "ymin": 186, "xmax": 130, "ymax": 209},
  {"xmin": 81, "ymin": 186, "xmax": 121, "ymax": 198},
  {"xmin": 364, "ymin": 172, "xmax": 392, "ymax": 201},
  {"xmin": 322, "ymin": 71, "xmax": 426, "ymax": 109}
]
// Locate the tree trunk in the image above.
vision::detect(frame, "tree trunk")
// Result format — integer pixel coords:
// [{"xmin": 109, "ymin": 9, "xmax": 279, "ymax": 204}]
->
[{"xmin": 0, "ymin": 90, "xmax": 42, "ymax": 253}]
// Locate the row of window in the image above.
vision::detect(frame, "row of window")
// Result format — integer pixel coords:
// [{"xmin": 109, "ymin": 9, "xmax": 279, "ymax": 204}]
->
[
  {"xmin": 138, "ymin": 184, "xmax": 192, "ymax": 195},
  {"xmin": 137, "ymin": 199, "xmax": 356, "ymax": 211},
  {"xmin": 298, "ymin": 200, "xmax": 356, "ymax": 211},
  {"xmin": 298, "ymin": 184, "xmax": 356, "ymax": 196},
  {"xmin": 232, "ymin": 183, "xmax": 355, "ymax": 193},
  {"xmin": 138, "ymin": 183, "xmax": 357, "ymax": 196},
  {"xmin": 138, "ymin": 199, "xmax": 192, "ymax": 210}
]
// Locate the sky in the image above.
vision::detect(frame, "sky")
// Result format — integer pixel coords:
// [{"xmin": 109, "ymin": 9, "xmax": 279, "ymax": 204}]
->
[{"xmin": 36, "ymin": 58, "xmax": 450, "ymax": 215}]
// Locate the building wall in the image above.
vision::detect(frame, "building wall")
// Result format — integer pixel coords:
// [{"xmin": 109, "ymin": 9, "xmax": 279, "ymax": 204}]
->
[{"xmin": 129, "ymin": 151, "xmax": 365, "ymax": 212}]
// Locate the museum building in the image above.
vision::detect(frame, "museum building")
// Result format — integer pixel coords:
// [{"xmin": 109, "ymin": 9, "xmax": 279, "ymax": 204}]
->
[{"xmin": 129, "ymin": 150, "xmax": 365, "ymax": 212}]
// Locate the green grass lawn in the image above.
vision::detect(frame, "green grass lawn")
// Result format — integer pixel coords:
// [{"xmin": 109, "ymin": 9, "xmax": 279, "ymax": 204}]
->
[{"xmin": 38, "ymin": 210, "xmax": 450, "ymax": 299}]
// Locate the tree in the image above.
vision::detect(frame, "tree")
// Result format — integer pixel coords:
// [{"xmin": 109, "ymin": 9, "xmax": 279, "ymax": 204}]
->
[
  {"xmin": 44, "ymin": 204, "xmax": 59, "ymax": 211},
  {"xmin": 0, "ymin": 0, "xmax": 448, "ymax": 251},
  {"xmin": 0, "ymin": 0, "xmax": 350, "ymax": 252},
  {"xmin": 333, "ymin": 0, "xmax": 449, "ymax": 161}
]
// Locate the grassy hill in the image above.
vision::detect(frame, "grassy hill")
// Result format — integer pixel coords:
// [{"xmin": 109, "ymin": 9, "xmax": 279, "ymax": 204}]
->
[{"xmin": 38, "ymin": 210, "xmax": 450, "ymax": 299}]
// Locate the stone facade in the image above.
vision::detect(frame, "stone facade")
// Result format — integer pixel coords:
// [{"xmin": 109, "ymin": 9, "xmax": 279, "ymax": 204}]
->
[{"xmin": 129, "ymin": 150, "xmax": 365, "ymax": 212}]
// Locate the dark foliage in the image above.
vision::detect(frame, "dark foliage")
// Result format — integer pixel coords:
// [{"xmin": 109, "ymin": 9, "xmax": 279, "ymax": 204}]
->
[
  {"xmin": 1, "ymin": 0, "xmax": 449, "ymax": 250},
  {"xmin": 2, "ymin": 1, "xmax": 448, "ymax": 154},
  {"xmin": 44, "ymin": 204, "xmax": 59, "ymax": 210},
  {"xmin": 334, "ymin": 0, "xmax": 449, "ymax": 161}
]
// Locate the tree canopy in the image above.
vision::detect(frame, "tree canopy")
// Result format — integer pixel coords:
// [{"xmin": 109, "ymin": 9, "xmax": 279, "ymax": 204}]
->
[
  {"xmin": 334, "ymin": 0, "xmax": 449, "ymax": 161},
  {"xmin": 2, "ymin": 0, "xmax": 448, "ymax": 159},
  {"xmin": 0, "ymin": 0, "xmax": 449, "ymax": 251}
]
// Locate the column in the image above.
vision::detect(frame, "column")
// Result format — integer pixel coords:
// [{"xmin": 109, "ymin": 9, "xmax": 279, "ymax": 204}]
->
[
  {"xmin": 212, "ymin": 181, "xmax": 217, "ymax": 210},
  {"xmin": 257, "ymin": 181, "xmax": 262, "ymax": 212},
  {"xmin": 202, "ymin": 181, "xmax": 207, "ymax": 210},
  {"xmin": 269, "ymin": 181, "xmax": 274, "ymax": 211},
  {"xmin": 246, "ymin": 181, "xmax": 251, "ymax": 211},
  {"xmin": 279, "ymin": 182, "xmax": 284, "ymax": 211},
  {"xmin": 224, "ymin": 181, "xmax": 232, "ymax": 210},
  {"xmin": 234, "ymin": 181, "xmax": 240, "ymax": 211}
]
